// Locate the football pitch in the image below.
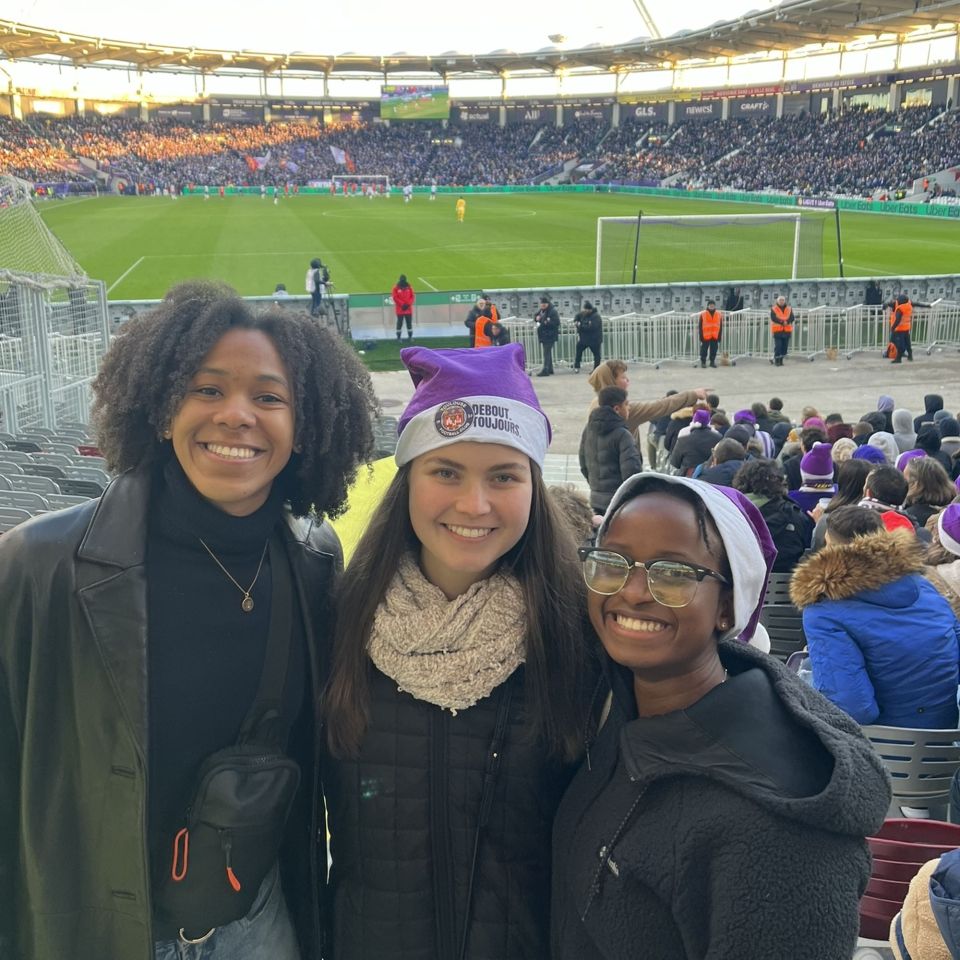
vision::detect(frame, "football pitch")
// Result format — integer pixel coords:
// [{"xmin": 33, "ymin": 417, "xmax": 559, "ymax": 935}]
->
[{"xmin": 37, "ymin": 191, "xmax": 960, "ymax": 300}]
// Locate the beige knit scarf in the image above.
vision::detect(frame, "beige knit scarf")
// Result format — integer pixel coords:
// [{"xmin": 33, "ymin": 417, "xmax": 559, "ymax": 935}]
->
[{"xmin": 367, "ymin": 554, "xmax": 527, "ymax": 713}]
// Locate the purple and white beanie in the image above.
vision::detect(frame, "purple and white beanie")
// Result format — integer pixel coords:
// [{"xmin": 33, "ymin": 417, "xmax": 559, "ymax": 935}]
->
[
  {"xmin": 938, "ymin": 504, "xmax": 960, "ymax": 557},
  {"xmin": 395, "ymin": 343, "xmax": 551, "ymax": 468},
  {"xmin": 597, "ymin": 474, "xmax": 777, "ymax": 646}
]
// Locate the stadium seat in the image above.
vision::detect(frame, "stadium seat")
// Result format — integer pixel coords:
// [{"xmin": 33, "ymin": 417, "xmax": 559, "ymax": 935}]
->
[
  {"xmin": 0, "ymin": 461, "xmax": 24, "ymax": 475},
  {"xmin": 758, "ymin": 571, "xmax": 807, "ymax": 662},
  {"xmin": 65, "ymin": 465, "xmax": 110, "ymax": 485},
  {"xmin": 48, "ymin": 443, "xmax": 79, "ymax": 456},
  {"xmin": 0, "ymin": 491, "xmax": 49, "ymax": 513},
  {"xmin": 7, "ymin": 474, "xmax": 60, "ymax": 495},
  {"xmin": 45, "ymin": 493, "xmax": 92, "ymax": 510},
  {"xmin": 31, "ymin": 452, "xmax": 73, "ymax": 468},
  {"xmin": 0, "ymin": 475, "xmax": 10, "ymax": 491},
  {"xmin": 7, "ymin": 439, "xmax": 42, "ymax": 453},
  {"xmin": 862, "ymin": 725, "xmax": 960, "ymax": 819},
  {"xmin": 59, "ymin": 478, "xmax": 105, "ymax": 498},
  {"xmin": 0, "ymin": 507, "xmax": 32, "ymax": 534},
  {"xmin": 22, "ymin": 463, "xmax": 67, "ymax": 481},
  {"xmin": 0, "ymin": 451, "xmax": 34, "ymax": 465}
]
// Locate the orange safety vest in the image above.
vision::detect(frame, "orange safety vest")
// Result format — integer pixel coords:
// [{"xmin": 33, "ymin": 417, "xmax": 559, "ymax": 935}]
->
[
  {"xmin": 474, "ymin": 305, "xmax": 498, "ymax": 348},
  {"xmin": 891, "ymin": 300, "xmax": 912, "ymax": 333},
  {"xmin": 699, "ymin": 309, "xmax": 721, "ymax": 340},
  {"xmin": 771, "ymin": 303, "xmax": 794, "ymax": 334}
]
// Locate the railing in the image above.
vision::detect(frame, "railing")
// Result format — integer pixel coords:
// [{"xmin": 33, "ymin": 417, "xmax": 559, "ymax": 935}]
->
[{"xmin": 502, "ymin": 301, "xmax": 960, "ymax": 371}]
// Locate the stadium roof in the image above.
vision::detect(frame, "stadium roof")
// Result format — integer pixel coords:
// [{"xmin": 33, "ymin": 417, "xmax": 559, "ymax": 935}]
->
[{"xmin": 1, "ymin": 0, "xmax": 959, "ymax": 77}]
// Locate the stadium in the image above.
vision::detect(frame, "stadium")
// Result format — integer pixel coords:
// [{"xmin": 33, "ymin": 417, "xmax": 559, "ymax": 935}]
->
[{"xmin": 2, "ymin": 2, "xmax": 960, "ymax": 957}]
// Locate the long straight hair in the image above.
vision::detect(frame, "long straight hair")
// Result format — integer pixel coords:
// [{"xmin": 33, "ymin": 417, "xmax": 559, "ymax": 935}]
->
[{"xmin": 323, "ymin": 461, "xmax": 591, "ymax": 762}]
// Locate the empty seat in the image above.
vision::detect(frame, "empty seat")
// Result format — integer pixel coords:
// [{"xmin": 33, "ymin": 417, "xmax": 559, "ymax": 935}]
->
[
  {"xmin": 7, "ymin": 439, "xmax": 42, "ymax": 453},
  {"xmin": 65, "ymin": 465, "xmax": 110, "ymax": 485},
  {"xmin": 0, "ymin": 450, "xmax": 36, "ymax": 464},
  {"xmin": 0, "ymin": 461, "xmax": 24, "ymax": 475},
  {"xmin": 45, "ymin": 493, "xmax": 92, "ymax": 510},
  {"xmin": 0, "ymin": 507, "xmax": 32, "ymax": 533},
  {"xmin": 31, "ymin": 453, "xmax": 73, "ymax": 468},
  {"xmin": 22, "ymin": 463, "xmax": 67, "ymax": 481},
  {"xmin": 0, "ymin": 491, "xmax": 49, "ymax": 513},
  {"xmin": 0, "ymin": 475, "xmax": 10, "ymax": 491},
  {"xmin": 59, "ymin": 478, "xmax": 105, "ymax": 498},
  {"xmin": 48, "ymin": 443, "xmax": 79, "ymax": 456},
  {"xmin": 6, "ymin": 474, "xmax": 60, "ymax": 495}
]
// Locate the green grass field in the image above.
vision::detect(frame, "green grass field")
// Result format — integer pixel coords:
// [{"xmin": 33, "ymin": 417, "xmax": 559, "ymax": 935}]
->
[{"xmin": 36, "ymin": 192, "xmax": 960, "ymax": 300}]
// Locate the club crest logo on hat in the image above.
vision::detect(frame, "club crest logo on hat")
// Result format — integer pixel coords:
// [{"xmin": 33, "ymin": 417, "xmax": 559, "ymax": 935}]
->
[{"xmin": 435, "ymin": 400, "xmax": 474, "ymax": 438}]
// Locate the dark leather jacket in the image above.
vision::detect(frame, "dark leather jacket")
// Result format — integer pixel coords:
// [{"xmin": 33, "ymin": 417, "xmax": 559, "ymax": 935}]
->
[{"xmin": 0, "ymin": 469, "xmax": 340, "ymax": 960}]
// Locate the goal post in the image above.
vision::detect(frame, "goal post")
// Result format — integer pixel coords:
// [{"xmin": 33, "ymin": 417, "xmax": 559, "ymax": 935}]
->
[
  {"xmin": 331, "ymin": 174, "xmax": 391, "ymax": 194},
  {"xmin": 595, "ymin": 212, "xmax": 827, "ymax": 286}
]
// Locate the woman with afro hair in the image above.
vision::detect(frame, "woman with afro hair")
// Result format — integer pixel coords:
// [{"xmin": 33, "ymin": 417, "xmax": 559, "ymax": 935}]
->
[{"xmin": 0, "ymin": 281, "xmax": 377, "ymax": 960}]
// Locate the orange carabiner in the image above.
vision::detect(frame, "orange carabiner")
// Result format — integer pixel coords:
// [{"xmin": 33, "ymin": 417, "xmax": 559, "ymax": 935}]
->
[{"xmin": 171, "ymin": 827, "xmax": 189, "ymax": 882}]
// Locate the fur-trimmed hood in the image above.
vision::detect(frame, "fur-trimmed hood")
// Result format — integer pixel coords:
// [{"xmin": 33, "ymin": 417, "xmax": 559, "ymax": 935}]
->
[{"xmin": 790, "ymin": 530, "xmax": 925, "ymax": 608}]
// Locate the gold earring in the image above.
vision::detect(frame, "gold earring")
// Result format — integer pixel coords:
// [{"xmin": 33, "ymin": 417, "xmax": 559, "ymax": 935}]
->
[
  {"xmin": 162, "ymin": 429, "xmax": 172, "ymax": 440},
  {"xmin": 719, "ymin": 619, "xmax": 729, "ymax": 629}
]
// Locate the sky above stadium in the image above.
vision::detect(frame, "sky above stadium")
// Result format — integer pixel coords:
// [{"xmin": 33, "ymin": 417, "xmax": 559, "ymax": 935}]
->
[{"xmin": 6, "ymin": 0, "xmax": 778, "ymax": 55}]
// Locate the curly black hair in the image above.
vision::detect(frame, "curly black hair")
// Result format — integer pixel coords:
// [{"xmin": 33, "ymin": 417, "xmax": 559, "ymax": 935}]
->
[{"xmin": 91, "ymin": 280, "xmax": 378, "ymax": 518}]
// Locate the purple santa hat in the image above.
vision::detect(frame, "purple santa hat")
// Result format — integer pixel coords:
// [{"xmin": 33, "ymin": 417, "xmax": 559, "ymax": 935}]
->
[
  {"xmin": 692, "ymin": 408, "xmax": 712, "ymax": 428},
  {"xmin": 852, "ymin": 444, "xmax": 887, "ymax": 465},
  {"xmin": 597, "ymin": 474, "xmax": 777, "ymax": 646},
  {"xmin": 896, "ymin": 449, "xmax": 926, "ymax": 472},
  {"xmin": 733, "ymin": 409, "xmax": 757, "ymax": 426},
  {"xmin": 940, "ymin": 504, "xmax": 960, "ymax": 556},
  {"xmin": 395, "ymin": 343, "xmax": 551, "ymax": 468},
  {"xmin": 800, "ymin": 442, "xmax": 835, "ymax": 483}
]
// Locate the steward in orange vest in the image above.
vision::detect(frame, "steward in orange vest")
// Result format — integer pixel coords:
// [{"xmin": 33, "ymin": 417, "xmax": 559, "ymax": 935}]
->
[
  {"xmin": 769, "ymin": 296, "xmax": 794, "ymax": 367},
  {"xmin": 888, "ymin": 293, "xmax": 914, "ymax": 363},
  {"xmin": 698, "ymin": 300, "xmax": 722, "ymax": 368},
  {"xmin": 474, "ymin": 302, "xmax": 498, "ymax": 348}
]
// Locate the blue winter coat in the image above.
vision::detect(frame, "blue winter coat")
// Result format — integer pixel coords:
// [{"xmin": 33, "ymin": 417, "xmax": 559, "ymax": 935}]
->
[{"xmin": 790, "ymin": 530, "xmax": 960, "ymax": 728}]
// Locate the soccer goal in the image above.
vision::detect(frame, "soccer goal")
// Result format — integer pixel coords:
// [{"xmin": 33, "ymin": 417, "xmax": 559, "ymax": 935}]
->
[
  {"xmin": 595, "ymin": 212, "xmax": 827, "ymax": 286},
  {"xmin": 331, "ymin": 174, "xmax": 391, "ymax": 195}
]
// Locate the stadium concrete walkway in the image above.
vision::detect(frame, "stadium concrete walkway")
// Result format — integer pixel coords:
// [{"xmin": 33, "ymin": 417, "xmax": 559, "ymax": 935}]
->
[{"xmin": 368, "ymin": 347, "xmax": 960, "ymax": 468}]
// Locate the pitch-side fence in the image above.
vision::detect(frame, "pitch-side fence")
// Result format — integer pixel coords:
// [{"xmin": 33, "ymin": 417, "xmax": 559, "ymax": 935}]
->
[
  {"xmin": 503, "ymin": 302, "xmax": 960, "ymax": 371},
  {"xmin": 0, "ymin": 273, "xmax": 111, "ymax": 431}
]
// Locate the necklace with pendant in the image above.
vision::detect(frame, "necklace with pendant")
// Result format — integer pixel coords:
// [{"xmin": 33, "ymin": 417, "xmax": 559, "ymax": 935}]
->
[{"xmin": 198, "ymin": 537, "xmax": 269, "ymax": 613}]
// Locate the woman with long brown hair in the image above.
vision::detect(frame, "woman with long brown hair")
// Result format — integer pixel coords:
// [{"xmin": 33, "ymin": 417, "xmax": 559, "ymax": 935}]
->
[{"xmin": 322, "ymin": 343, "xmax": 593, "ymax": 960}]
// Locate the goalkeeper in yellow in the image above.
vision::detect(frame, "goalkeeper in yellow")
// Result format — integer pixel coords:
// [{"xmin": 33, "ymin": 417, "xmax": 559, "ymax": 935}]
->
[{"xmin": 455, "ymin": 196, "xmax": 466, "ymax": 223}]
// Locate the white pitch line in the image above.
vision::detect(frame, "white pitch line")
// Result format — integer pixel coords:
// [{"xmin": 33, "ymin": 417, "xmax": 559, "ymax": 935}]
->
[
  {"xmin": 107, "ymin": 256, "xmax": 145, "ymax": 293},
  {"xmin": 418, "ymin": 276, "xmax": 438, "ymax": 291}
]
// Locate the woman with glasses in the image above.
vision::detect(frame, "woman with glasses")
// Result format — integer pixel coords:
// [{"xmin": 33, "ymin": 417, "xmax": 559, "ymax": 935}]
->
[
  {"xmin": 322, "ymin": 344, "xmax": 593, "ymax": 960},
  {"xmin": 552, "ymin": 474, "xmax": 891, "ymax": 960}
]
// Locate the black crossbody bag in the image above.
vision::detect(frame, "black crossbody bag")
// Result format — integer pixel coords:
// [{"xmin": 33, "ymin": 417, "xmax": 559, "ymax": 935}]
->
[{"xmin": 153, "ymin": 539, "xmax": 302, "ymax": 938}]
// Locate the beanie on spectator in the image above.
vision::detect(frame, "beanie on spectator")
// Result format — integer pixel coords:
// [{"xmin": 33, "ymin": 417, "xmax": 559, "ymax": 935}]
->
[
  {"xmin": 917, "ymin": 425, "xmax": 943, "ymax": 455},
  {"xmin": 831, "ymin": 438, "xmax": 857, "ymax": 463},
  {"xmin": 826, "ymin": 422, "xmax": 854, "ymax": 443},
  {"xmin": 868, "ymin": 431, "xmax": 898, "ymax": 465},
  {"xmin": 726, "ymin": 424, "xmax": 753, "ymax": 448},
  {"xmin": 852, "ymin": 445, "xmax": 887, "ymax": 465},
  {"xmin": 598, "ymin": 473, "xmax": 776, "ymax": 646},
  {"xmin": 395, "ymin": 343, "xmax": 550, "ymax": 468},
  {"xmin": 692, "ymin": 408, "xmax": 711, "ymax": 428},
  {"xmin": 934, "ymin": 409, "xmax": 951, "ymax": 424},
  {"xmin": 896, "ymin": 449, "xmax": 926, "ymax": 472},
  {"xmin": 800, "ymin": 442, "xmax": 835, "ymax": 483},
  {"xmin": 733, "ymin": 409, "xmax": 757, "ymax": 426},
  {"xmin": 877, "ymin": 395, "xmax": 895, "ymax": 414},
  {"xmin": 938, "ymin": 504, "xmax": 960, "ymax": 557},
  {"xmin": 802, "ymin": 417, "xmax": 827, "ymax": 433}
]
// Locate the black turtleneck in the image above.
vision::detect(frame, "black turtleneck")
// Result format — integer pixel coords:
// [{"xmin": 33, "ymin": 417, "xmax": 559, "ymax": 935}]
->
[{"xmin": 146, "ymin": 458, "xmax": 305, "ymax": 884}]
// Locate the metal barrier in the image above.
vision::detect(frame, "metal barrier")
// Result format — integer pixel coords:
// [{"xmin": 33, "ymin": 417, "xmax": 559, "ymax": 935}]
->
[
  {"xmin": 0, "ymin": 274, "xmax": 110, "ymax": 431},
  {"xmin": 502, "ymin": 301, "xmax": 960, "ymax": 371}
]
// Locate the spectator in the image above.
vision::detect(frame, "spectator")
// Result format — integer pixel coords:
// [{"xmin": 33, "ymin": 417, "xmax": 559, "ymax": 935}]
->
[
  {"xmin": 767, "ymin": 397, "xmax": 790, "ymax": 427},
  {"xmin": 486, "ymin": 319, "xmax": 511, "ymax": 346},
  {"xmin": 579, "ymin": 386, "xmax": 644, "ymax": 514},
  {"xmin": 859, "ymin": 465, "xmax": 915, "ymax": 534},
  {"xmin": 464, "ymin": 297, "xmax": 487, "ymax": 348},
  {"xmin": 892, "ymin": 408, "xmax": 917, "ymax": 453},
  {"xmin": 867, "ymin": 430, "xmax": 899, "ymax": 465},
  {"xmin": 925, "ymin": 504, "xmax": 960, "ymax": 620},
  {"xmin": 810, "ymin": 459, "xmax": 873, "ymax": 551},
  {"xmin": 903, "ymin": 457, "xmax": 956, "ymax": 529},
  {"xmin": 916, "ymin": 425, "xmax": 954, "ymax": 474},
  {"xmin": 733, "ymin": 458, "xmax": 814, "ymax": 572},
  {"xmin": 699, "ymin": 438, "xmax": 747, "ymax": 486},
  {"xmin": 555, "ymin": 473, "xmax": 889, "ymax": 960},
  {"xmin": 852, "ymin": 444, "xmax": 887, "ymax": 466},
  {"xmin": 790, "ymin": 506, "xmax": 960, "ymax": 727},
  {"xmin": 306, "ymin": 257, "xmax": 327, "ymax": 318},
  {"xmin": 533, "ymin": 296, "xmax": 560, "ymax": 377},
  {"xmin": 698, "ymin": 299, "xmax": 722, "ymax": 369},
  {"xmin": 831, "ymin": 437, "xmax": 857, "ymax": 464},
  {"xmin": 915, "ymin": 395, "xmax": 945, "ymax": 434},
  {"xmin": 939, "ymin": 417, "xmax": 960, "ymax": 474},
  {"xmin": 782, "ymin": 426, "xmax": 827, "ymax": 492},
  {"xmin": 751, "ymin": 402, "xmax": 774, "ymax": 435},
  {"xmin": 789, "ymin": 442, "xmax": 837, "ymax": 513},
  {"xmin": 669, "ymin": 408, "xmax": 721, "ymax": 477},
  {"xmin": 390, "ymin": 274, "xmax": 415, "ymax": 342},
  {"xmin": 573, "ymin": 300, "xmax": 602, "ymax": 373},
  {"xmin": 876, "ymin": 395, "xmax": 896, "ymax": 433}
]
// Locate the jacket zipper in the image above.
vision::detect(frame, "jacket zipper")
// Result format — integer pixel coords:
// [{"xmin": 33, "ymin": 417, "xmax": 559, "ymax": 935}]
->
[{"xmin": 429, "ymin": 708, "xmax": 457, "ymax": 960}]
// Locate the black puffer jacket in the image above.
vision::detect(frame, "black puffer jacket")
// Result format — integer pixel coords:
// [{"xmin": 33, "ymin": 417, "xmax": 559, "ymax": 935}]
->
[
  {"xmin": 323, "ymin": 666, "xmax": 576, "ymax": 960},
  {"xmin": 579, "ymin": 407, "xmax": 644, "ymax": 511},
  {"xmin": 669, "ymin": 425, "xmax": 721, "ymax": 476}
]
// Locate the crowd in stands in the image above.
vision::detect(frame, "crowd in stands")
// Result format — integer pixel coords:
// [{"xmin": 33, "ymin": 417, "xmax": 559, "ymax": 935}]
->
[{"xmin": 1, "ymin": 104, "xmax": 957, "ymax": 197}]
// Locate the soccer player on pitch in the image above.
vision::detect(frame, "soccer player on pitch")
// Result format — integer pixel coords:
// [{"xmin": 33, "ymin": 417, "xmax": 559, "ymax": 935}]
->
[{"xmin": 456, "ymin": 196, "xmax": 466, "ymax": 223}]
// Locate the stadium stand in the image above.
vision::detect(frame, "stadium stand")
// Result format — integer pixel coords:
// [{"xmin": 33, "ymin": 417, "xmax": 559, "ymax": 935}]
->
[{"xmin": 2, "ymin": 105, "xmax": 957, "ymax": 198}]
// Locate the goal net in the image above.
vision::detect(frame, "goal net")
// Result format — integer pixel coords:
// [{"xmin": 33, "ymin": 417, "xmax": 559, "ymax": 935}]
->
[
  {"xmin": 0, "ymin": 175, "xmax": 87, "ymax": 283},
  {"xmin": 595, "ymin": 213, "xmax": 826, "ymax": 286},
  {"xmin": 331, "ymin": 174, "xmax": 391, "ymax": 194}
]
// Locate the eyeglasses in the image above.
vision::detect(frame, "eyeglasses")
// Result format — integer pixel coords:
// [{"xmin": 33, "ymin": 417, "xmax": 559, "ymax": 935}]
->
[{"xmin": 578, "ymin": 547, "xmax": 728, "ymax": 607}]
